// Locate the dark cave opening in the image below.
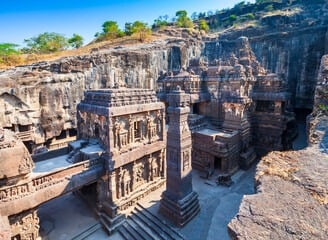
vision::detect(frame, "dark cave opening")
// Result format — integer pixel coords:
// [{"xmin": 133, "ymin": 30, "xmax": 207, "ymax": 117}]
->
[{"xmin": 292, "ymin": 108, "xmax": 312, "ymax": 150}]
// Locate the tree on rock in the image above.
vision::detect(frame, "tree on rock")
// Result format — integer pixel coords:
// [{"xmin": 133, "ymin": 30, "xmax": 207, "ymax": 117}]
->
[
  {"xmin": 131, "ymin": 21, "xmax": 151, "ymax": 42},
  {"xmin": 175, "ymin": 10, "xmax": 194, "ymax": 28},
  {"xmin": 68, "ymin": 34, "xmax": 84, "ymax": 49},
  {"xmin": 153, "ymin": 15, "xmax": 169, "ymax": 29},
  {"xmin": 24, "ymin": 32, "xmax": 68, "ymax": 53},
  {"xmin": 199, "ymin": 19, "xmax": 209, "ymax": 32},
  {"xmin": 95, "ymin": 21, "xmax": 124, "ymax": 41}
]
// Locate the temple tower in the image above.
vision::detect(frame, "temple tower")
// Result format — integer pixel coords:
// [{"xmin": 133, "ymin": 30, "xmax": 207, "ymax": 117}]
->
[{"xmin": 159, "ymin": 86, "xmax": 200, "ymax": 227}]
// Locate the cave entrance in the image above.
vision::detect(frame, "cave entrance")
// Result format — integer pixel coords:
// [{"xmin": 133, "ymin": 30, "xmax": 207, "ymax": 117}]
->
[{"xmin": 292, "ymin": 108, "xmax": 312, "ymax": 150}]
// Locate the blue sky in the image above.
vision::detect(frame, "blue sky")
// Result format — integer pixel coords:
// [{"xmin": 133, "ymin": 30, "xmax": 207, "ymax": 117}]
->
[{"xmin": 0, "ymin": 0, "xmax": 254, "ymax": 46}]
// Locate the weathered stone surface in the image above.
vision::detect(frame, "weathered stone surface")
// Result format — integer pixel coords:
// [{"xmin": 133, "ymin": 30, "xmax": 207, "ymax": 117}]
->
[
  {"xmin": 308, "ymin": 54, "xmax": 328, "ymax": 146},
  {"xmin": 0, "ymin": 37, "xmax": 202, "ymax": 150},
  {"xmin": 228, "ymin": 150, "xmax": 328, "ymax": 240},
  {"xmin": 0, "ymin": 128, "xmax": 34, "ymax": 185},
  {"xmin": 0, "ymin": 215, "xmax": 11, "ymax": 240}
]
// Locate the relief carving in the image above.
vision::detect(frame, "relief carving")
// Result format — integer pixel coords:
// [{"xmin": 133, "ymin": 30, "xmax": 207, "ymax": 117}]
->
[{"xmin": 9, "ymin": 210, "xmax": 39, "ymax": 240}]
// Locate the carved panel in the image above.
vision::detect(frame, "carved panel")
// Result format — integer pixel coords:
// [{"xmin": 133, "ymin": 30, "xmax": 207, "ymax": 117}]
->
[{"xmin": 9, "ymin": 209, "xmax": 39, "ymax": 240}]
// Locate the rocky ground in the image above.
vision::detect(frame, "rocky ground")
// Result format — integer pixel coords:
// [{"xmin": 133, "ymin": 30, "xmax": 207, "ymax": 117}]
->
[{"xmin": 228, "ymin": 149, "xmax": 328, "ymax": 240}]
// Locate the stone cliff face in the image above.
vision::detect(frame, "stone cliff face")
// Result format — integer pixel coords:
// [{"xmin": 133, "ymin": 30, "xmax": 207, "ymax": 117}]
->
[
  {"xmin": 219, "ymin": 1, "xmax": 328, "ymax": 109},
  {"xmin": 0, "ymin": 37, "xmax": 202, "ymax": 149},
  {"xmin": 1, "ymin": 0, "xmax": 327, "ymax": 149},
  {"xmin": 227, "ymin": 54, "xmax": 328, "ymax": 240}
]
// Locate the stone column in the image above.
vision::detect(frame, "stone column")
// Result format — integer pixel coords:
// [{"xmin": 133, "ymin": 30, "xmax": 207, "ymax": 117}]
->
[{"xmin": 159, "ymin": 86, "xmax": 200, "ymax": 227}]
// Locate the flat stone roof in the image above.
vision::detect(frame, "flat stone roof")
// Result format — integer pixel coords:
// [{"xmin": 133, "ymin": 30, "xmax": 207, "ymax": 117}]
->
[
  {"xmin": 196, "ymin": 128, "xmax": 238, "ymax": 138},
  {"xmin": 80, "ymin": 144, "xmax": 104, "ymax": 155},
  {"xmin": 33, "ymin": 154, "xmax": 71, "ymax": 174}
]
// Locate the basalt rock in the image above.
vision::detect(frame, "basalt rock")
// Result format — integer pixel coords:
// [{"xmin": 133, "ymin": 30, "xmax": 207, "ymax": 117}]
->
[
  {"xmin": 228, "ymin": 149, "xmax": 328, "ymax": 240},
  {"xmin": 0, "ymin": 37, "xmax": 202, "ymax": 150}
]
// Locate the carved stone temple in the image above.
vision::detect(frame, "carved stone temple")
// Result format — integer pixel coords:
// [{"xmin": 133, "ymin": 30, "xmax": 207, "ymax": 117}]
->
[
  {"xmin": 0, "ymin": 36, "xmax": 298, "ymax": 239},
  {"xmin": 76, "ymin": 87, "xmax": 166, "ymax": 233},
  {"xmin": 159, "ymin": 86, "xmax": 200, "ymax": 227},
  {"xmin": 157, "ymin": 37, "xmax": 296, "ymax": 174}
]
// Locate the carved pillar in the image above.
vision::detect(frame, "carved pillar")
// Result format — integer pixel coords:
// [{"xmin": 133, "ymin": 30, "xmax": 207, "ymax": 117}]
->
[
  {"xmin": 128, "ymin": 115, "xmax": 134, "ymax": 144},
  {"xmin": 159, "ymin": 86, "xmax": 200, "ymax": 227},
  {"xmin": 147, "ymin": 156, "xmax": 153, "ymax": 182},
  {"xmin": 146, "ymin": 112, "xmax": 152, "ymax": 143}
]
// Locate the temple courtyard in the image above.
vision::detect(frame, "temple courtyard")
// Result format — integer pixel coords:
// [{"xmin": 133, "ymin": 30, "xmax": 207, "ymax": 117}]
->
[{"xmin": 39, "ymin": 165, "xmax": 256, "ymax": 240}]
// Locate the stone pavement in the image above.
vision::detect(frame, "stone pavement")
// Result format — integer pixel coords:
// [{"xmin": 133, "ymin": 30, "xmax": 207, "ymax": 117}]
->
[{"xmin": 39, "ymin": 165, "xmax": 256, "ymax": 239}]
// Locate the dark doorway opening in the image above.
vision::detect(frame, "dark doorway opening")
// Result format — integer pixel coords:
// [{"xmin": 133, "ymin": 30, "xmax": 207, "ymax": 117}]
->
[
  {"xmin": 94, "ymin": 124, "xmax": 100, "ymax": 138},
  {"xmin": 193, "ymin": 103, "xmax": 200, "ymax": 114},
  {"xmin": 214, "ymin": 157, "xmax": 222, "ymax": 170}
]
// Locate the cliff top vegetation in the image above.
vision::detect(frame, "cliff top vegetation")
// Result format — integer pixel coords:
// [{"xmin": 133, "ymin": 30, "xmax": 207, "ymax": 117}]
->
[{"xmin": 0, "ymin": 0, "xmax": 325, "ymax": 70}]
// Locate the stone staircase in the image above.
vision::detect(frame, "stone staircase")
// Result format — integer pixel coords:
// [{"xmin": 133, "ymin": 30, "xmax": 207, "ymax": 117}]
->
[
  {"xmin": 71, "ymin": 223, "xmax": 102, "ymax": 240},
  {"xmin": 118, "ymin": 203, "xmax": 185, "ymax": 240}
]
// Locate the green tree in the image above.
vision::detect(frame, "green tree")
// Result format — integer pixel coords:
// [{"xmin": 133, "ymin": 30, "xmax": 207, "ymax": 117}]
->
[
  {"xmin": 131, "ymin": 21, "xmax": 151, "ymax": 42},
  {"xmin": 265, "ymin": 4, "xmax": 274, "ymax": 11},
  {"xmin": 229, "ymin": 14, "xmax": 237, "ymax": 23},
  {"xmin": 246, "ymin": 13, "xmax": 255, "ymax": 20},
  {"xmin": 153, "ymin": 15, "xmax": 169, "ymax": 29},
  {"xmin": 191, "ymin": 12, "xmax": 198, "ymax": 21},
  {"xmin": 199, "ymin": 19, "xmax": 210, "ymax": 32},
  {"xmin": 68, "ymin": 34, "xmax": 84, "ymax": 49},
  {"xmin": 125, "ymin": 22, "xmax": 133, "ymax": 36},
  {"xmin": 0, "ymin": 43, "xmax": 20, "ymax": 64},
  {"xmin": 24, "ymin": 32, "xmax": 68, "ymax": 53},
  {"xmin": 175, "ymin": 10, "xmax": 194, "ymax": 28},
  {"xmin": 101, "ymin": 21, "xmax": 124, "ymax": 39}
]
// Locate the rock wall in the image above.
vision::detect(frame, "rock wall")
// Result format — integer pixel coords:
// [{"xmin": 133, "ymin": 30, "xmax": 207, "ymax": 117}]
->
[
  {"xmin": 0, "ymin": 38, "xmax": 202, "ymax": 147},
  {"xmin": 250, "ymin": 27, "xmax": 327, "ymax": 109},
  {"xmin": 218, "ymin": 1, "xmax": 328, "ymax": 109},
  {"xmin": 307, "ymin": 54, "xmax": 328, "ymax": 146}
]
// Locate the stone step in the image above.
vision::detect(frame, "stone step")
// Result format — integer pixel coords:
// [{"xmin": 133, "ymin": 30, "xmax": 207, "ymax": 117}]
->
[
  {"xmin": 71, "ymin": 223, "xmax": 102, "ymax": 240},
  {"xmin": 99, "ymin": 212, "xmax": 124, "ymax": 235},
  {"xmin": 130, "ymin": 210, "xmax": 167, "ymax": 240},
  {"xmin": 127, "ymin": 215, "xmax": 155, "ymax": 240},
  {"xmin": 121, "ymin": 221, "xmax": 146, "ymax": 240},
  {"xmin": 128, "ymin": 213, "xmax": 159, "ymax": 240},
  {"xmin": 130, "ymin": 209, "xmax": 167, "ymax": 240},
  {"xmin": 135, "ymin": 203, "xmax": 185, "ymax": 240},
  {"xmin": 118, "ymin": 225, "xmax": 135, "ymax": 240}
]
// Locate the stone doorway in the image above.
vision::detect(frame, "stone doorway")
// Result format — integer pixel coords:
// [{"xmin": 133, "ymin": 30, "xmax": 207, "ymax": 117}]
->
[{"xmin": 214, "ymin": 157, "xmax": 222, "ymax": 170}]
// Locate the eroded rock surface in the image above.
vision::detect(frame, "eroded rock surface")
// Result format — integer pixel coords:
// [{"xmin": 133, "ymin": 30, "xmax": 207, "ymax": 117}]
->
[
  {"xmin": 0, "ymin": 37, "xmax": 202, "ymax": 150},
  {"xmin": 228, "ymin": 149, "xmax": 328, "ymax": 240}
]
